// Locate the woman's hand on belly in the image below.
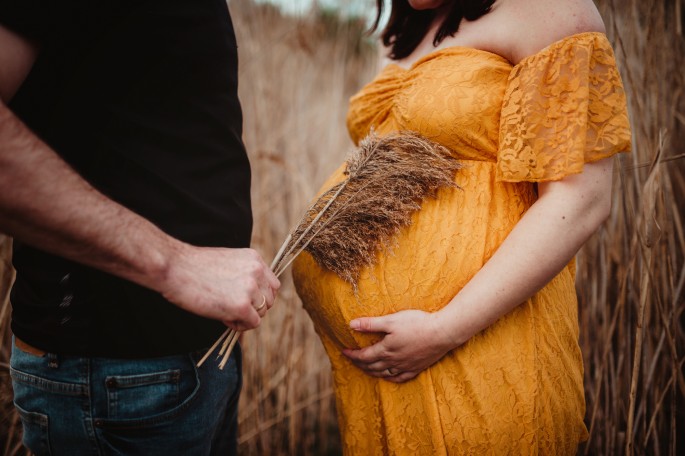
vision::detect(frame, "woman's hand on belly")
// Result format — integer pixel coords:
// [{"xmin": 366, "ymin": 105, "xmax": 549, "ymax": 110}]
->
[{"xmin": 341, "ymin": 310, "xmax": 457, "ymax": 383}]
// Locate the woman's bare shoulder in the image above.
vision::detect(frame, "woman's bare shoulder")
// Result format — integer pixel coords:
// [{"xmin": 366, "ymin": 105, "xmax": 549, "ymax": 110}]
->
[{"xmin": 499, "ymin": 0, "xmax": 606, "ymax": 64}]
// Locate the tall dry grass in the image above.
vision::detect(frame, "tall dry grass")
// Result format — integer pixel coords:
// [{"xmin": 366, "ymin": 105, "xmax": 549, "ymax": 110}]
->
[
  {"xmin": 577, "ymin": 1, "xmax": 685, "ymax": 455},
  {"xmin": 0, "ymin": 0, "xmax": 683, "ymax": 455},
  {"xmin": 229, "ymin": 1, "xmax": 377, "ymax": 453}
]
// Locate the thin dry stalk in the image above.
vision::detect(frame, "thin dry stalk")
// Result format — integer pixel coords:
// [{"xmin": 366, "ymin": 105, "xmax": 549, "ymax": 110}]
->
[
  {"xmin": 238, "ymin": 387, "xmax": 334, "ymax": 444},
  {"xmin": 625, "ymin": 132, "xmax": 663, "ymax": 456}
]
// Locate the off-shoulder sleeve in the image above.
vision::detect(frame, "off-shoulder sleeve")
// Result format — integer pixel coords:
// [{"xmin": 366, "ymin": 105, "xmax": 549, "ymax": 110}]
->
[{"xmin": 497, "ymin": 32, "xmax": 631, "ymax": 182}]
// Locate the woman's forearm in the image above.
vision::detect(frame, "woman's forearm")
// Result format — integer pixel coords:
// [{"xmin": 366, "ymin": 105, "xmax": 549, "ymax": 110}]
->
[{"xmin": 436, "ymin": 157, "xmax": 615, "ymax": 347}]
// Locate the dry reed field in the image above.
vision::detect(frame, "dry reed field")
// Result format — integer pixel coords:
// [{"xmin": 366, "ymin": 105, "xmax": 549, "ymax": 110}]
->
[
  {"xmin": 228, "ymin": 1, "xmax": 376, "ymax": 453},
  {"xmin": 1, "ymin": 0, "xmax": 683, "ymax": 454},
  {"xmin": 577, "ymin": 1, "xmax": 685, "ymax": 455}
]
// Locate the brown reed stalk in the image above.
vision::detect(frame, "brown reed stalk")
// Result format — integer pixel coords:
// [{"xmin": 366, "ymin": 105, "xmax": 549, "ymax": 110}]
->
[
  {"xmin": 198, "ymin": 131, "xmax": 462, "ymax": 369},
  {"xmin": 578, "ymin": 1, "xmax": 685, "ymax": 455},
  {"xmin": 625, "ymin": 133, "xmax": 663, "ymax": 456}
]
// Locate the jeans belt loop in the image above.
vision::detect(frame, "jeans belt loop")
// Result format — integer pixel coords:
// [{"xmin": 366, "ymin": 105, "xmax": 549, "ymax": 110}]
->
[{"xmin": 47, "ymin": 352, "xmax": 60, "ymax": 369}]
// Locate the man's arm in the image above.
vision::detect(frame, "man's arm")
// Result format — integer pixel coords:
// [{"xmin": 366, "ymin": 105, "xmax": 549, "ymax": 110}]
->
[{"xmin": 0, "ymin": 25, "xmax": 279, "ymax": 331}]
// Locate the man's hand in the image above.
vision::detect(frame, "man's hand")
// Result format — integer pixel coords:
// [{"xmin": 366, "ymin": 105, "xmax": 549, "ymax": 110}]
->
[{"xmin": 162, "ymin": 245, "xmax": 280, "ymax": 332}]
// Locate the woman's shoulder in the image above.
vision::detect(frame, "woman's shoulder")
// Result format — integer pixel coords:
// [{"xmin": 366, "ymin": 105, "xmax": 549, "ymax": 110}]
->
[{"xmin": 500, "ymin": 0, "xmax": 606, "ymax": 64}]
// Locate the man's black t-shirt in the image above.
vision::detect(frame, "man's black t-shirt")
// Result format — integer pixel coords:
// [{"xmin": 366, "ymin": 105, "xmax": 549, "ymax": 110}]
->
[{"xmin": 1, "ymin": 0, "xmax": 252, "ymax": 357}]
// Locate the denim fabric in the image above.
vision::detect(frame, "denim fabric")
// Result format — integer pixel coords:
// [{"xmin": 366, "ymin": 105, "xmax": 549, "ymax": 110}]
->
[{"xmin": 10, "ymin": 338, "xmax": 242, "ymax": 455}]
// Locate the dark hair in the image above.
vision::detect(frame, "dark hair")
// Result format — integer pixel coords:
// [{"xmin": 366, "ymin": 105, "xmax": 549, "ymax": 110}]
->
[{"xmin": 371, "ymin": 0, "xmax": 496, "ymax": 60}]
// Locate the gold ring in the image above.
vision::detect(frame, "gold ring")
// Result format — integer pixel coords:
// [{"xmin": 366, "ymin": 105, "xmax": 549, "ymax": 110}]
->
[{"xmin": 255, "ymin": 294, "xmax": 267, "ymax": 311}]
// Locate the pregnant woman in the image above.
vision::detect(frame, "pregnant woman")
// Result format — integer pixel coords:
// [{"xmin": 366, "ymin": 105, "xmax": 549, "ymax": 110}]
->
[{"xmin": 293, "ymin": 0, "xmax": 631, "ymax": 453}]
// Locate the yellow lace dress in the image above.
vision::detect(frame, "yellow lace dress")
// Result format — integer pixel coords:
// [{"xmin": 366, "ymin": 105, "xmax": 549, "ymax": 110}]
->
[{"xmin": 292, "ymin": 32, "xmax": 631, "ymax": 455}]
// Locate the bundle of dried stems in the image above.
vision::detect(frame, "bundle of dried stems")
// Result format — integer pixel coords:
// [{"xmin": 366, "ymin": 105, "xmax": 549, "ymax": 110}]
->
[{"xmin": 198, "ymin": 131, "xmax": 462, "ymax": 369}]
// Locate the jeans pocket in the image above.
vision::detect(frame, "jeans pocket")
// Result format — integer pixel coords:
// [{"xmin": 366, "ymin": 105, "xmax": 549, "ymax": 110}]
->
[
  {"xmin": 105, "ymin": 369, "xmax": 181, "ymax": 419},
  {"xmin": 13, "ymin": 403, "xmax": 51, "ymax": 456}
]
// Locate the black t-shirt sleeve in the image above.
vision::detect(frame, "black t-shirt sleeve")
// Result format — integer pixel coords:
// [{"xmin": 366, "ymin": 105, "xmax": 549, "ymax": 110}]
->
[{"xmin": 0, "ymin": 0, "xmax": 50, "ymax": 42}]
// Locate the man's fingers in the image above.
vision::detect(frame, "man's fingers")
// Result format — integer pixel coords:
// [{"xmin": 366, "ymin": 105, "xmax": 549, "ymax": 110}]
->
[
  {"xmin": 255, "ymin": 302, "xmax": 267, "ymax": 317},
  {"xmin": 229, "ymin": 301, "xmax": 261, "ymax": 331},
  {"xmin": 251, "ymin": 249, "xmax": 280, "ymax": 291},
  {"xmin": 265, "ymin": 269, "xmax": 281, "ymax": 291},
  {"xmin": 258, "ymin": 284, "xmax": 276, "ymax": 310},
  {"xmin": 254, "ymin": 255, "xmax": 279, "ymax": 310},
  {"xmin": 245, "ymin": 305, "xmax": 261, "ymax": 328},
  {"xmin": 225, "ymin": 315, "xmax": 259, "ymax": 332},
  {"xmin": 224, "ymin": 321, "xmax": 249, "ymax": 332}
]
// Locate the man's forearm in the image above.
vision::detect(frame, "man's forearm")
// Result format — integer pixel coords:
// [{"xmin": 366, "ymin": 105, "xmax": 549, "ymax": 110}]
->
[
  {"xmin": 0, "ymin": 25, "xmax": 280, "ymax": 330},
  {"xmin": 0, "ymin": 101, "xmax": 180, "ymax": 292},
  {"xmin": 0, "ymin": 100, "xmax": 281, "ymax": 329}
]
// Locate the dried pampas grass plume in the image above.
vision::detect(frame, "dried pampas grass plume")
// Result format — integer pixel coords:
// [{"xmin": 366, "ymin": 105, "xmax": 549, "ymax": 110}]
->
[
  {"xmin": 276, "ymin": 130, "xmax": 463, "ymax": 285},
  {"xmin": 199, "ymin": 131, "xmax": 462, "ymax": 368}
]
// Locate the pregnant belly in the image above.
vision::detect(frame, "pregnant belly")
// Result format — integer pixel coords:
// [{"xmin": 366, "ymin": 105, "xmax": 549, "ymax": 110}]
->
[{"xmin": 291, "ymin": 161, "xmax": 534, "ymax": 349}]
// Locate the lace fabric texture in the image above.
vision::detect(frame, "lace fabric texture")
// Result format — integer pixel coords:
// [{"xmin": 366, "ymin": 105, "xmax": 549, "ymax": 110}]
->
[
  {"xmin": 497, "ymin": 32, "xmax": 631, "ymax": 182},
  {"xmin": 292, "ymin": 32, "xmax": 631, "ymax": 455}
]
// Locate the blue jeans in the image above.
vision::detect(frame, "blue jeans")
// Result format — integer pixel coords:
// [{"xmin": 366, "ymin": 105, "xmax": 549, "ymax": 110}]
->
[{"xmin": 10, "ymin": 338, "xmax": 242, "ymax": 455}]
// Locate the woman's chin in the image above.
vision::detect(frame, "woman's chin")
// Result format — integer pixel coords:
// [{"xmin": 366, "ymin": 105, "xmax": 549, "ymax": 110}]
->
[{"xmin": 407, "ymin": 0, "xmax": 449, "ymax": 11}]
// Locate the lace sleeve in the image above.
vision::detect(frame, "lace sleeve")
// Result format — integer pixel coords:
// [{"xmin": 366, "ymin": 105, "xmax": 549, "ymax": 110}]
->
[{"xmin": 497, "ymin": 33, "xmax": 631, "ymax": 183}]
